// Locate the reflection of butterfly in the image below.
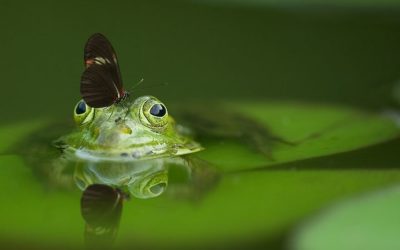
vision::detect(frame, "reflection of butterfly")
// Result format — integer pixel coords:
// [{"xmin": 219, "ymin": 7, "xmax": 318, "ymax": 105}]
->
[
  {"xmin": 81, "ymin": 184, "xmax": 124, "ymax": 247},
  {"xmin": 81, "ymin": 33, "xmax": 128, "ymax": 108}
]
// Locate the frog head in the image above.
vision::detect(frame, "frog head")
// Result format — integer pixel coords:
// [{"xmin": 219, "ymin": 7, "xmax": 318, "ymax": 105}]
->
[{"xmin": 61, "ymin": 96, "xmax": 202, "ymax": 161}]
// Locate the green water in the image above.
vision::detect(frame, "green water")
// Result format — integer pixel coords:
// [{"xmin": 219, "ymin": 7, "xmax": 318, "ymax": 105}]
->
[{"xmin": 1, "ymin": 0, "xmax": 400, "ymax": 249}]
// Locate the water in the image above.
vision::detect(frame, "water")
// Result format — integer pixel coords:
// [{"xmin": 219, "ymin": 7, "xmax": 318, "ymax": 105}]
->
[{"xmin": 1, "ymin": 0, "xmax": 400, "ymax": 249}]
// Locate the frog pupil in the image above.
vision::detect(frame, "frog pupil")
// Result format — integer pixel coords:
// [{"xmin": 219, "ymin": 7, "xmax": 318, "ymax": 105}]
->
[
  {"xmin": 150, "ymin": 104, "xmax": 166, "ymax": 117},
  {"xmin": 76, "ymin": 101, "xmax": 86, "ymax": 115}
]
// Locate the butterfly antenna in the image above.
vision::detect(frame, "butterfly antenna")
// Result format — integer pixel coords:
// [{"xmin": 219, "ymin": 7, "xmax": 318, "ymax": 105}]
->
[
  {"xmin": 136, "ymin": 82, "xmax": 169, "ymax": 91},
  {"xmin": 124, "ymin": 78, "xmax": 144, "ymax": 106},
  {"xmin": 129, "ymin": 78, "xmax": 145, "ymax": 92}
]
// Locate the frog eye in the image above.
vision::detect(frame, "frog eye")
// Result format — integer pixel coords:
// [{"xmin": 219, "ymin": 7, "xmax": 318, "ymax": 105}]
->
[
  {"xmin": 75, "ymin": 101, "xmax": 87, "ymax": 114},
  {"xmin": 150, "ymin": 104, "xmax": 167, "ymax": 117},
  {"xmin": 141, "ymin": 97, "xmax": 169, "ymax": 128},
  {"xmin": 74, "ymin": 100, "xmax": 95, "ymax": 126}
]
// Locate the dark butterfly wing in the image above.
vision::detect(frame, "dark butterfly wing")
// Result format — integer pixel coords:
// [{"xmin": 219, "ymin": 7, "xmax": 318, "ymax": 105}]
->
[
  {"xmin": 81, "ymin": 33, "xmax": 124, "ymax": 107},
  {"xmin": 81, "ymin": 184, "xmax": 123, "ymax": 247},
  {"xmin": 81, "ymin": 64, "xmax": 120, "ymax": 108},
  {"xmin": 81, "ymin": 184, "xmax": 123, "ymax": 227},
  {"xmin": 84, "ymin": 33, "xmax": 122, "ymax": 86}
]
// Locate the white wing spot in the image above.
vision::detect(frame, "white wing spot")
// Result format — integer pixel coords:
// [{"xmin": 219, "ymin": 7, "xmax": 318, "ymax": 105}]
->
[{"xmin": 94, "ymin": 57, "xmax": 111, "ymax": 65}]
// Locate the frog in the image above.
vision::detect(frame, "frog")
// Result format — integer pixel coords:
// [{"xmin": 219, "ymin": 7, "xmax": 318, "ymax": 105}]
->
[
  {"xmin": 23, "ymin": 95, "xmax": 284, "ymax": 201},
  {"xmin": 22, "ymin": 33, "xmax": 284, "ymax": 195},
  {"xmin": 39, "ymin": 96, "xmax": 220, "ymax": 247},
  {"xmin": 26, "ymin": 31, "xmax": 280, "ymax": 199},
  {"xmin": 57, "ymin": 95, "xmax": 203, "ymax": 162},
  {"xmin": 48, "ymin": 95, "xmax": 218, "ymax": 200}
]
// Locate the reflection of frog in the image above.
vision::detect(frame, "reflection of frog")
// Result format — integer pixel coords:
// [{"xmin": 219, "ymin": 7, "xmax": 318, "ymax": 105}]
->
[
  {"xmin": 74, "ymin": 159, "xmax": 169, "ymax": 199},
  {"xmin": 73, "ymin": 156, "xmax": 216, "ymax": 199}
]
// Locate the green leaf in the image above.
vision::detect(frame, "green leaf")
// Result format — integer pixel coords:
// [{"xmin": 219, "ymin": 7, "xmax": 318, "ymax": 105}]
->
[
  {"xmin": 3, "ymin": 103, "xmax": 398, "ymax": 173},
  {"xmin": 197, "ymin": 102, "xmax": 400, "ymax": 172},
  {"xmin": 3, "ymin": 103, "xmax": 398, "ymax": 172},
  {"xmin": 291, "ymin": 184, "xmax": 400, "ymax": 250}
]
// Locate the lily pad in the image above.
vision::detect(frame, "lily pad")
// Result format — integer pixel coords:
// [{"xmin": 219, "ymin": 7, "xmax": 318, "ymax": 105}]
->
[
  {"xmin": 291, "ymin": 184, "xmax": 400, "ymax": 250},
  {"xmin": 197, "ymin": 102, "xmax": 400, "ymax": 172}
]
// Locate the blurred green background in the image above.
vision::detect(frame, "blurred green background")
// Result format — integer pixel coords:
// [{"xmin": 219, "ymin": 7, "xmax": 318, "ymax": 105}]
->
[
  {"xmin": 2, "ymin": 0, "xmax": 400, "ymax": 249},
  {"xmin": 2, "ymin": 0, "xmax": 400, "ymax": 122}
]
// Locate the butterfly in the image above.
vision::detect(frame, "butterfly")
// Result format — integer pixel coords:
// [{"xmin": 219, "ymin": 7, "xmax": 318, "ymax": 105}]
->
[{"xmin": 80, "ymin": 33, "xmax": 129, "ymax": 108}]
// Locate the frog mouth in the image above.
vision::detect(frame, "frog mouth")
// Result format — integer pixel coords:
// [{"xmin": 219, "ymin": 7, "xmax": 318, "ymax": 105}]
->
[
  {"xmin": 64, "ymin": 134, "xmax": 203, "ymax": 162},
  {"xmin": 72, "ymin": 143, "xmax": 170, "ymax": 162}
]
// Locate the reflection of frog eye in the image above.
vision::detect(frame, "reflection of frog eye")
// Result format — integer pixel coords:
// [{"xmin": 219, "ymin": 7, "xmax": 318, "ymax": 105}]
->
[
  {"xmin": 150, "ymin": 183, "xmax": 167, "ymax": 195},
  {"xmin": 141, "ymin": 97, "xmax": 169, "ymax": 128},
  {"xmin": 73, "ymin": 100, "xmax": 95, "ymax": 126},
  {"xmin": 128, "ymin": 170, "xmax": 168, "ymax": 199}
]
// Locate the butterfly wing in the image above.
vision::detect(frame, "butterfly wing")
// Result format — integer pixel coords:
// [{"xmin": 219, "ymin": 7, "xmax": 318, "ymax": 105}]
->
[
  {"xmin": 81, "ymin": 184, "xmax": 123, "ymax": 227},
  {"xmin": 81, "ymin": 33, "xmax": 124, "ymax": 108},
  {"xmin": 81, "ymin": 64, "xmax": 120, "ymax": 108},
  {"xmin": 81, "ymin": 184, "xmax": 123, "ymax": 247}
]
